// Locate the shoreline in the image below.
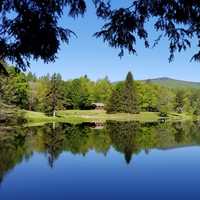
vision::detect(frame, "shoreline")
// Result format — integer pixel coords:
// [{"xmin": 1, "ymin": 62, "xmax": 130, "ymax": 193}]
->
[{"xmin": 23, "ymin": 110, "xmax": 194, "ymax": 126}]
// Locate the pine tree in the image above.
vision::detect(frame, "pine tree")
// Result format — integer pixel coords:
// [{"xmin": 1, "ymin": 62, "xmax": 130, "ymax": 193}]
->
[
  {"xmin": 193, "ymin": 98, "xmax": 200, "ymax": 116},
  {"xmin": 175, "ymin": 90, "xmax": 186, "ymax": 113},
  {"xmin": 106, "ymin": 88, "xmax": 122, "ymax": 113},
  {"xmin": 121, "ymin": 72, "xmax": 139, "ymax": 114},
  {"xmin": 106, "ymin": 72, "xmax": 139, "ymax": 114},
  {"xmin": 45, "ymin": 73, "xmax": 64, "ymax": 116}
]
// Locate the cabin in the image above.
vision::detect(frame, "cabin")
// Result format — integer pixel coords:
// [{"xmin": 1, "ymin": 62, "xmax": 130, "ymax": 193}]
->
[{"xmin": 91, "ymin": 103, "xmax": 105, "ymax": 110}]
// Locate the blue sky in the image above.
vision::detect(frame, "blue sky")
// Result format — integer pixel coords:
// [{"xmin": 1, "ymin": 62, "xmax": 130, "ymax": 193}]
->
[{"xmin": 30, "ymin": 1, "xmax": 200, "ymax": 82}]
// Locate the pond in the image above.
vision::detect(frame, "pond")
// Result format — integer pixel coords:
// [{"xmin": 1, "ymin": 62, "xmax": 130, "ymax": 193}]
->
[{"xmin": 1, "ymin": 121, "xmax": 200, "ymax": 199}]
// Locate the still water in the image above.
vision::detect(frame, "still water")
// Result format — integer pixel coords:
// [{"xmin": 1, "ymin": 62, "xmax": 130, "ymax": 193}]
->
[{"xmin": 1, "ymin": 121, "xmax": 200, "ymax": 199}]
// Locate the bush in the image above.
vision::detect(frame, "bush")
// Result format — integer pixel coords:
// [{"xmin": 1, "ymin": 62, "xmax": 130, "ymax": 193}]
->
[{"xmin": 159, "ymin": 112, "xmax": 168, "ymax": 117}]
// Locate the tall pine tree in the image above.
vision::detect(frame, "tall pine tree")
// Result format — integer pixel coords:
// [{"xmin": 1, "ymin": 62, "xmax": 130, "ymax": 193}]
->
[
  {"xmin": 121, "ymin": 72, "xmax": 139, "ymax": 114},
  {"xmin": 106, "ymin": 87, "xmax": 122, "ymax": 113},
  {"xmin": 45, "ymin": 73, "xmax": 64, "ymax": 116},
  {"xmin": 175, "ymin": 90, "xmax": 186, "ymax": 113},
  {"xmin": 106, "ymin": 72, "xmax": 139, "ymax": 114}
]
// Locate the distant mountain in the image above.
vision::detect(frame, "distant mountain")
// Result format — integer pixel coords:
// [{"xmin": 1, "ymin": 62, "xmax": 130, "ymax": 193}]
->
[{"xmin": 143, "ymin": 77, "xmax": 200, "ymax": 89}]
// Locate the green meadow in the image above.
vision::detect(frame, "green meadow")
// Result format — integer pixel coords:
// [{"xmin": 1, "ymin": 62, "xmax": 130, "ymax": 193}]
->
[{"xmin": 23, "ymin": 109, "xmax": 193, "ymax": 126}]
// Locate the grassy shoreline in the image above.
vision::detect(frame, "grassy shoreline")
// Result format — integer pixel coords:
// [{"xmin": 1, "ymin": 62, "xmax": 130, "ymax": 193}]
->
[{"xmin": 23, "ymin": 109, "xmax": 193, "ymax": 126}]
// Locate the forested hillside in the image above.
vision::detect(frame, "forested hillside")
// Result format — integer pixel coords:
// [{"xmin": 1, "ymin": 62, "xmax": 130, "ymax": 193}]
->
[
  {"xmin": 145, "ymin": 77, "xmax": 200, "ymax": 89},
  {"xmin": 1, "ymin": 66, "xmax": 200, "ymax": 118}
]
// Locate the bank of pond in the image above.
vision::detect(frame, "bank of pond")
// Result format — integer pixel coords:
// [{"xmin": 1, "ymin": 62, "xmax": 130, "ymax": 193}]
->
[{"xmin": 2, "ymin": 109, "xmax": 194, "ymax": 127}]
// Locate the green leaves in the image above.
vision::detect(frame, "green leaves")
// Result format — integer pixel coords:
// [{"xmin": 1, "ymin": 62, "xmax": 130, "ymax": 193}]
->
[
  {"xmin": 106, "ymin": 72, "xmax": 139, "ymax": 114},
  {"xmin": 44, "ymin": 73, "xmax": 64, "ymax": 116},
  {"xmin": 1, "ymin": 0, "xmax": 200, "ymax": 72},
  {"xmin": 0, "ymin": 67, "xmax": 29, "ymax": 109}
]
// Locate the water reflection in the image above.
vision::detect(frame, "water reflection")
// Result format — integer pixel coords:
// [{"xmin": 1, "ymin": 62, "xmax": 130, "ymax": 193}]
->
[{"xmin": 1, "ymin": 120, "xmax": 200, "ymax": 185}]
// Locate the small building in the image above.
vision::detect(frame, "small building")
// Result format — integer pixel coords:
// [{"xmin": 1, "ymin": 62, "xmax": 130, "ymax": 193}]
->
[{"xmin": 91, "ymin": 103, "xmax": 105, "ymax": 110}]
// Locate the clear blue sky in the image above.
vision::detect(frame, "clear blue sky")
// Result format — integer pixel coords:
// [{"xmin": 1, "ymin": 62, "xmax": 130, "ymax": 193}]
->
[{"xmin": 30, "ymin": 1, "xmax": 200, "ymax": 82}]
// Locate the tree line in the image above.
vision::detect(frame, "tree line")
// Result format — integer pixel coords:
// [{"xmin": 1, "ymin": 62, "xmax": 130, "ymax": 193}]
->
[{"xmin": 1, "ymin": 65, "xmax": 200, "ymax": 116}]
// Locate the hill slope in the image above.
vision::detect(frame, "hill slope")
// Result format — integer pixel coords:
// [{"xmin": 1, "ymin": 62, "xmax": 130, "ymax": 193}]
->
[{"xmin": 144, "ymin": 77, "xmax": 200, "ymax": 89}]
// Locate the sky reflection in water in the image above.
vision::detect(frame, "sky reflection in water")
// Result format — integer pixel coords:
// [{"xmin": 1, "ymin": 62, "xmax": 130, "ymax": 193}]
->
[{"xmin": 1, "ymin": 121, "xmax": 200, "ymax": 200}]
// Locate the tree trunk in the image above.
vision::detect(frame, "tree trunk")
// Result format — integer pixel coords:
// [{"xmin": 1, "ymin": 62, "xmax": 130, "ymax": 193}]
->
[{"xmin": 53, "ymin": 110, "xmax": 56, "ymax": 117}]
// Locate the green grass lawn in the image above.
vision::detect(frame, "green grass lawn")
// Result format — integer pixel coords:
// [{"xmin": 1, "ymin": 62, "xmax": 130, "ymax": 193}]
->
[
  {"xmin": 58, "ymin": 110, "xmax": 160, "ymax": 122},
  {"xmin": 24, "ymin": 110, "xmax": 87, "ymax": 126},
  {"xmin": 23, "ymin": 109, "xmax": 193, "ymax": 126}
]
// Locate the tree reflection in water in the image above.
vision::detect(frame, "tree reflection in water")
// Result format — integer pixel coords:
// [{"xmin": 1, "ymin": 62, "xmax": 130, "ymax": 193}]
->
[{"xmin": 1, "ymin": 120, "xmax": 200, "ymax": 184}]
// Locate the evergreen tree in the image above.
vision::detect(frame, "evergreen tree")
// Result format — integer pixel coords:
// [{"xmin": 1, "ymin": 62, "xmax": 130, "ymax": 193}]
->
[
  {"xmin": 175, "ymin": 90, "xmax": 186, "ymax": 113},
  {"xmin": 106, "ymin": 72, "xmax": 139, "ymax": 114},
  {"xmin": 121, "ymin": 72, "xmax": 139, "ymax": 114},
  {"xmin": 193, "ymin": 98, "xmax": 200, "ymax": 116},
  {"xmin": 1, "ymin": 0, "xmax": 199, "ymax": 75},
  {"xmin": 45, "ymin": 73, "xmax": 64, "ymax": 116},
  {"xmin": 106, "ymin": 87, "xmax": 122, "ymax": 114}
]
